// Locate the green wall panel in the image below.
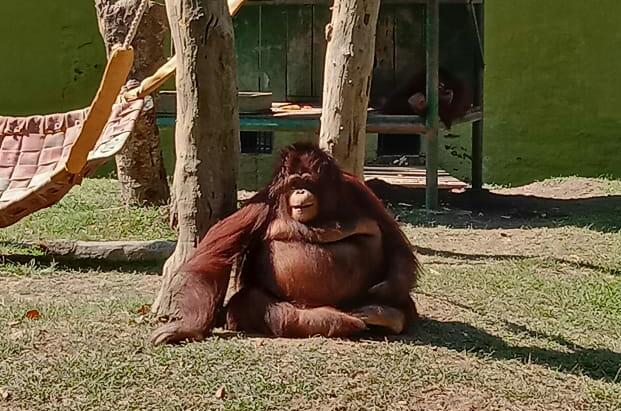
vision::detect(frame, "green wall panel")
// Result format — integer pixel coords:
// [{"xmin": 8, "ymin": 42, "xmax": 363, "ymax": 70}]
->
[
  {"xmin": 234, "ymin": 6, "xmax": 261, "ymax": 91},
  {"xmin": 2, "ymin": 1, "xmax": 621, "ymax": 186},
  {"xmin": 482, "ymin": 0, "xmax": 621, "ymax": 185},
  {"xmin": 0, "ymin": 0, "xmax": 106, "ymax": 116}
]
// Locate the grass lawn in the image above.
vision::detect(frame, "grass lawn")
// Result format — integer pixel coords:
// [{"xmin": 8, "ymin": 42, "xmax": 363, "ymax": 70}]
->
[{"xmin": 1, "ymin": 177, "xmax": 620, "ymax": 410}]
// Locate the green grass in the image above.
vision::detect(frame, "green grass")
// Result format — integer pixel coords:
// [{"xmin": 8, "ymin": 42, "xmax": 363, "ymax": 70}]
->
[
  {"xmin": 0, "ymin": 179, "xmax": 174, "ymax": 245},
  {"xmin": 1, "ymin": 262, "xmax": 619, "ymax": 410},
  {"xmin": 1, "ymin": 177, "xmax": 620, "ymax": 410}
]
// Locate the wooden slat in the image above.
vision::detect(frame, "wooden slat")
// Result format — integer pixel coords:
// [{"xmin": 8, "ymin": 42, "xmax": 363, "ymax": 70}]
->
[
  {"xmin": 365, "ymin": 166, "xmax": 451, "ymax": 175},
  {"xmin": 363, "ymin": 165, "xmax": 466, "ymax": 189},
  {"xmin": 286, "ymin": 5, "xmax": 313, "ymax": 98},
  {"xmin": 312, "ymin": 6, "xmax": 331, "ymax": 98},
  {"xmin": 394, "ymin": 5, "xmax": 425, "ymax": 79},
  {"xmin": 260, "ymin": 6, "xmax": 288, "ymax": 99},
  {"xmin": 234, "ymin": 6, "xmax": 261, "ymax": 91},
  {"xmin": 371, "ymin": 5, "xmax": 396, "ymax": 103}
]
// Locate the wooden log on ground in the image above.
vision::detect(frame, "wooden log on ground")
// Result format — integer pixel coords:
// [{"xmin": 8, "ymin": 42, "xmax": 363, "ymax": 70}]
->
[{"xmin": 20, "ymin": 240, "xmax": 176, "ymax": 262}]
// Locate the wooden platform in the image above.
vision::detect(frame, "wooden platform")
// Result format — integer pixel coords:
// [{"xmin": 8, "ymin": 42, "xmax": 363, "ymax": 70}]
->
[
  {"xmin": 364, "ymin": 165, "xmax": 467, "ymax": 190},
  {"xmin": 156, "ymin": 97, "xmax": 472, "ymax": 192},
  {"xmin": 156, "ymin": 98, "xmax": 483, "ymax": 135}
]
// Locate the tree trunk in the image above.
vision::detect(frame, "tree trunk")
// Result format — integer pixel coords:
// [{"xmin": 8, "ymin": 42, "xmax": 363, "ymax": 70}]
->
[
  {"xmin": 94, "ymin": 0, "xmax": 170, "ymax": 205},
  {"xmin": 151, "ymin": 0, "xmax": 240, "ymax": 317},
  {"xmin": 318, "ymin": 0, "xmax": 380, "ymax": 178}
]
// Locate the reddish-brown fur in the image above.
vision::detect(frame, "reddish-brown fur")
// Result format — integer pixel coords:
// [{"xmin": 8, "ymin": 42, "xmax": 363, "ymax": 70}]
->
[
  {"xmin": 371, "ymin": 67, "xmax": 473, "ymax": 129},
  {"xmin": 151, "ymin": 143, "xmax": 421, "ymax": 345}
]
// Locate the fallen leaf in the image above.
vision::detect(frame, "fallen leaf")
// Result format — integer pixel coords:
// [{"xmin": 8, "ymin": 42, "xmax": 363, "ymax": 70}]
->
[
  {"xmin": 136, "ymin": 304, "xmax": 151, "ymax": 315},
  {"xmin": 7, "ymin": 320, "xmax": 21, "ymax": 327},
  {"xmin": 24, "ymin": 309, "xmax": 40, "ymax": 320},
  {"xmin": 0, "ymin": 387, "xmax": 11, "ymax": 401},
  {"xmin": 215, "ymin": 386, "xmax": 226, "ymax": 400}
]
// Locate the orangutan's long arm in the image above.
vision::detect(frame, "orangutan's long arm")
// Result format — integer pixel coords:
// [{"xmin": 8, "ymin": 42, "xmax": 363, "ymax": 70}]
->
[
  {"xmin": 266, "ymin": 217, "xmax": 380, "ymax": 244},
  {"xmin": 340, "ymin": 172, "xmax": 420, "ymax": 306},
  {"xmin": 151, "ymin": 201, "xmax": 270, "ymax": 345}
]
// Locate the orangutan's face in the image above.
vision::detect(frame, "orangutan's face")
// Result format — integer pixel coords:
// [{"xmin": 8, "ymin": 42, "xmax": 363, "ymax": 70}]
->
[{"xmin": 288, "ymin": 188, "xmax": 319, "ymax": 223}]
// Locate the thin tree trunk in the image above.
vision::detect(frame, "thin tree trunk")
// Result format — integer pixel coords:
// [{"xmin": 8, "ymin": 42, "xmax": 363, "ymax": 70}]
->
[
  {"xmin": 151, "ymin": 0, "xmax": 240, "ymax": 317},
  {"xmin": 319, "ymin": 0, "xmax": 380, "ymax": 178},
  {"xmin": 95, "ymin": 0, "xmax": 170, "ymax": 205}
]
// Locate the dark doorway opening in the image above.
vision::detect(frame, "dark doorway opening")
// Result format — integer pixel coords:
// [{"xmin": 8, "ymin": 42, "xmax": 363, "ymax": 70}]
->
[
  {"xmin": 241, "ymin": 131, "xmax": 273, "ymax": 154},
  {"xmin": 376, "ymin": 134, "xmax": 421, "ymax": 156}
]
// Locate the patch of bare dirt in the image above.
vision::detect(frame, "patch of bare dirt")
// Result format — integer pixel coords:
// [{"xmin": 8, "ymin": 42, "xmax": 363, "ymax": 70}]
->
[
  {"xmin": 369, "ymin": 176, "xmax": 621, "ymax": 217},
  {"xmin": 0, "ymin": 272, "xmax": 159, "ymax": 302},
  {"xmin": 406, "ymin": 226, "xmax": 621, "ymax": 273},
  {"xmin": 496, "ymin": 177, "xmax": 615, "ymax": 199}
]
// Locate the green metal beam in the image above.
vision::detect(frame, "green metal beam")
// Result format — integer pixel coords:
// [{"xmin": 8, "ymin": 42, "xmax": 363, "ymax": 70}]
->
[
  {"xmin": 425, "ymin": 0, "xmax": 440, "ymax": 209},
  {"xmin": 157, "ymin": 109, "xmax": 482, "ymax": 133},
  {"xmin": 158, "ymin": 112, "xmax": 486, "ymax": 133},
  {"xmin": 471, "ymin": 1, "xmax": 484, "ymax": 191}
]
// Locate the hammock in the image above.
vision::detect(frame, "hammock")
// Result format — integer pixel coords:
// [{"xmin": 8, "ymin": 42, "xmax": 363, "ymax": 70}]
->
[{"xmin": 0, "ymin": 0, "xmax": 244, "ymax": 228}]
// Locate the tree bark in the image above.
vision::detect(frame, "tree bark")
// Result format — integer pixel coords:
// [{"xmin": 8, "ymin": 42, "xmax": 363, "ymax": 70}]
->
[
  {"xmin": 318, "ymin": 0, "xmax": 380, "ymax": 178},
  {"xmin": 151, "ymin": 0, "xmax": 240, "ymax": 317},
  {"xmin": 95, "ymin": 0, "xmax": 170, "ymax": 205}
]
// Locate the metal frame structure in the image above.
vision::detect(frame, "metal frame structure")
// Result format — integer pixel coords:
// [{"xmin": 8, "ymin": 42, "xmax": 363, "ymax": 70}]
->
[{"xmin": 156, "ymin": 0, "xmax": 485, "ymax": 209}]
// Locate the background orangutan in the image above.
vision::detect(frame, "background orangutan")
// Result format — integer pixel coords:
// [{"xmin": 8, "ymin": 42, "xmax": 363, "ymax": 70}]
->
[
  {"xmin": 371, "ymin": 67, "xmax": 472, "ymax": 129},
  {"xmin": 151, "ymin": 142, "xmax": 421, "ymax": 345}
]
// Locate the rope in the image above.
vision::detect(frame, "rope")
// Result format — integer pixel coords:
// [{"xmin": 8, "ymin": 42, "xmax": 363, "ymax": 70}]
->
[{"xmin": 122, "ymin": 0, "xmax": 150, "ymax": 49}]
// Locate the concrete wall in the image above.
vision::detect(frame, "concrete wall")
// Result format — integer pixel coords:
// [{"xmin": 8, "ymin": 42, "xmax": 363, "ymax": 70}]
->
[{"xmin": 2, "ymin": 0, "xmax": 620, "ymax": 186}]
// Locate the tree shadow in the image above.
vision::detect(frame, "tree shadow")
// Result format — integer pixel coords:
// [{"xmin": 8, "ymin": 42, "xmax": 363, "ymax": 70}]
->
[
  {"xmin": 0, "ymin": 252, "xmax": 162, "ymax": 275},
  {"xmin": 378, "ymin": 318, "xmax": 621, "ymax": 383},
  {"xmin": 414, "ymin": 246, "xmax": 621, "ymax": 276},
  {"xmin": 367, "ymin": 179, "xmax": 621, "ymax": 232},
  {"xmin": 209, "ymin": 318, "xmax": 621, "ymax": 383}
]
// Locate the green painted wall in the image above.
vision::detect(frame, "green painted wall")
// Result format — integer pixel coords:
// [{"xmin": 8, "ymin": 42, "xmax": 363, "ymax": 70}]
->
[
  {"xmin": 0, "ymin": 1, "xmax": 106, "ymax": 116},
  {"xmin": 1, "ymin": 1, "xmax": 620, "ymax": 186},
  {"xmin": 482, "ymin": 0, "xmax": 621, "ymax": 185}
]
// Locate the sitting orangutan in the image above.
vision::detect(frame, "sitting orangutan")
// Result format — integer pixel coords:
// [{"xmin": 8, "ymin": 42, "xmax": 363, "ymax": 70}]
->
[{"xmin": 151, "ymin": 142, "xmax": 421, "ymax": 345}]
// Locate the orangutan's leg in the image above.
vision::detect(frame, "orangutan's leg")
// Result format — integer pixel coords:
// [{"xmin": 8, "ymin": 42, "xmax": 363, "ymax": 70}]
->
[
  {"xmin": 225, "ymin": 287, "xmax": 367, "ymax": 338},
  {"xmin": 350, "ymin": 304, "xmax": 408, "ymax": 334}
]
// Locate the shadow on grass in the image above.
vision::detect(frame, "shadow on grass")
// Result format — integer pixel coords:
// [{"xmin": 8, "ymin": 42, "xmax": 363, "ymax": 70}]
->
[
  {"xmin": 367, "ymin": 180, "xmax": 621, "ymax": 232},
  {"xmin": 209, "ymin": 318, "xmax": 620, "ymax": 383},
  {"xmin": 389, "ymin": 318, "xmax": 621, "ymax": 383},
  {"xmin": 414, "ymin": 246, "xmax": 621, "ymax": 276},
  {"xmin": 0, "ymin": 253, "xmax": 163, "ymax": 275}
]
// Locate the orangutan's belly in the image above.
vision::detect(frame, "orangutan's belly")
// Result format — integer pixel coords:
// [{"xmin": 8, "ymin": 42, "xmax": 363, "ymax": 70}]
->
[{"xmin": 261, "ymin": 236, "xmax": 383, "ymax": 307}]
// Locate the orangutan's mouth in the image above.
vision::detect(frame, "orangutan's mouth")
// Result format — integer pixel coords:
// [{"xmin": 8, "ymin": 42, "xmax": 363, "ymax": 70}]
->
[{"xmin": 291, "ymin": 203, "xmax": 314, "ymax": 210}]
